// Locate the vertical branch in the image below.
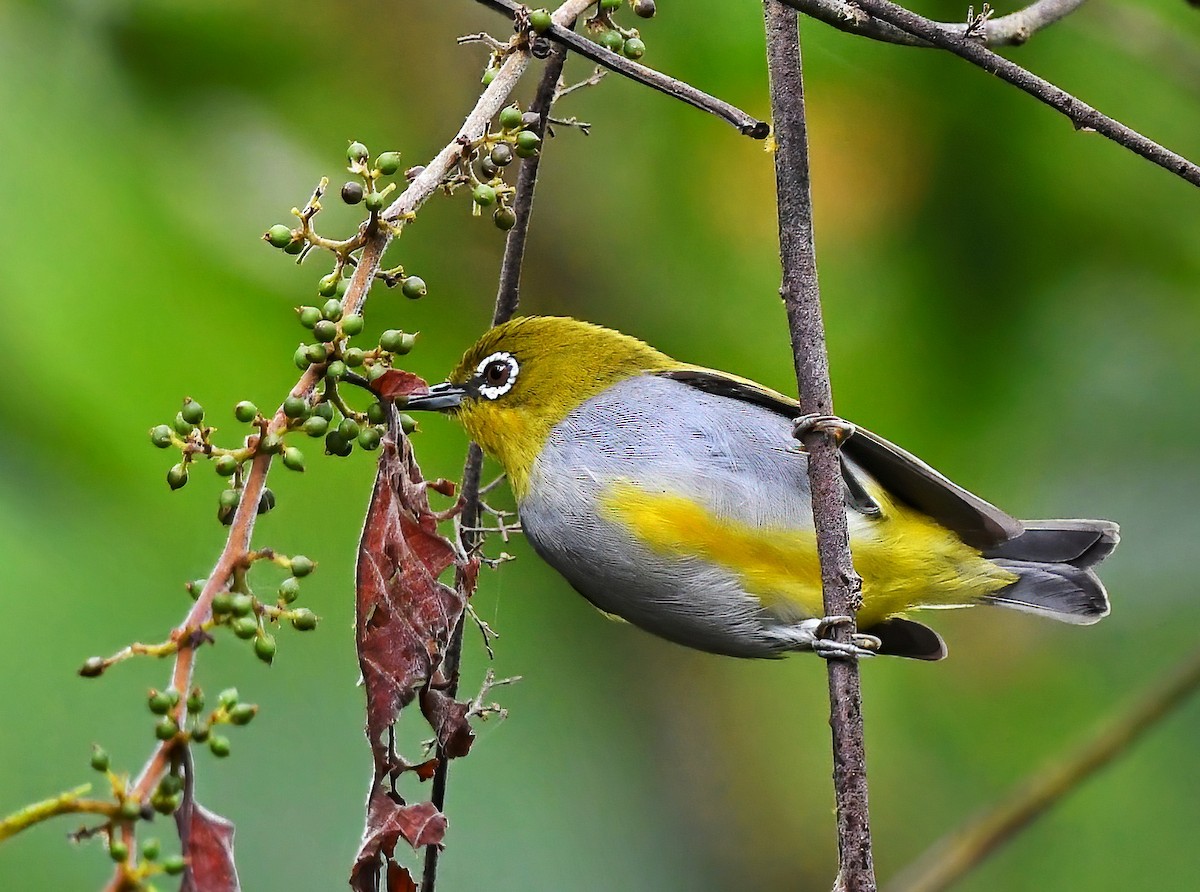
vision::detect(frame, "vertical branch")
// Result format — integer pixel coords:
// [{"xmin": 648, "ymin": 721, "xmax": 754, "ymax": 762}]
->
[
  {"xmin": 762, "ymin": 4, "xmax": 876, "ymax": 892},
  {"xmin": 420, "ymin": 38, "xmax": 571, "ymax": 892}
]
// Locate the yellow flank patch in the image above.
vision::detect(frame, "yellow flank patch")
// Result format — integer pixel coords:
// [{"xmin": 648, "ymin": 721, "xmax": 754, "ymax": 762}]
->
[{"xmin": 598, "ymin": 481, "xmax": 1017, "ymax": 628}]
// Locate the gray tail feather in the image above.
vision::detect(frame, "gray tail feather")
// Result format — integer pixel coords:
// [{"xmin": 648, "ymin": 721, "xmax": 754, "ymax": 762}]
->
[
  {"xmin": 983, "ymin": 559, "xmax": 1111, "ymax": 625},
  {"xmin": 983, "ymin": 519, "xmax": 1119, "ymax": 569}
]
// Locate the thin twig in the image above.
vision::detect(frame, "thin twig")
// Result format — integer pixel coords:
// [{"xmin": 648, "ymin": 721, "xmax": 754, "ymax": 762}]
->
[
  {"xmin": 420, "ymin": 33, "xmax": 573, "ymax": 892},
  {"xmin": 787, "ymin": 0, "xmax": 1087, "ymax": 48},
  {"xmin": 763, "ymin": 4, "xmax": 875, "ymax": 891},
  {"xmin": 784, "ymin": 0, "xmax": 1200, "ymax": 188},
  {"xmin": 886, "ymin": 646, "xmax": 1200, "ymax": 892},
  {"xmin": 474, "ymin": 0, "xmax": 769, "ymax": 138}
]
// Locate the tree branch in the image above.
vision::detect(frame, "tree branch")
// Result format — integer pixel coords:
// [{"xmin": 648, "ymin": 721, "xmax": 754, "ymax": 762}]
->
[
  {"xmin": 886, "ymin": 646, "xmax": 1200, "ymax": 892},
  {"xmin": 782, "ymin": 0, "xmax": 1200, "ymax": 188},
  {"xmin": 786, "ymin": 0, "xmax": 1088, "ymax": 48},
  {"xmin": 474, "ymin": 0, "xmax": 770, "ymax": 138},
  {"xmin": 763, "ymin": 3, "xmax": 875, "ymax": 891}
]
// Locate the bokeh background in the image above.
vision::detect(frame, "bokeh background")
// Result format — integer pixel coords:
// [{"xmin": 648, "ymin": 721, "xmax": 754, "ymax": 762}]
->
[{"xmin": 2, "ymin": 1, "xmax": 1199, "ymax": 889}]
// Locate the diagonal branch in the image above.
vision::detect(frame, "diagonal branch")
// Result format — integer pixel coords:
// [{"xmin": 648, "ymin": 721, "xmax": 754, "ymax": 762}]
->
[
  {"xmin": 763, "ymin": 3, "xmax": 875, "ymax": 891},
  {"xmin": 781, "ymin": 0, "xmax": 1200, "ymax": 188},
  {"xmin": 474, "ymin": 0, "xmax": 769, "ymax": 138},
  {"xmin": 787, "ymin": 0, "xmax": 1088, "ymax": 48}
]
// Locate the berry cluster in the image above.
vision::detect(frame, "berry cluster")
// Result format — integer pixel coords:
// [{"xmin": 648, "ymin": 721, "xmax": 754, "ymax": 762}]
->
[{"xmin": 578, "ymin": 0, "xmax": 654, "ymax": 60}]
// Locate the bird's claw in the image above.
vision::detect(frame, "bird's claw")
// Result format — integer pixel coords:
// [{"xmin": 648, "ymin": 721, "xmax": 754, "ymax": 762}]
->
[
  {"xmin": 790, "ymin": 414, "xmax": 857, "ymax": 453},
  {"xmin": 800, "ymin": 616, "xmax": 879, "ymax": 661}
]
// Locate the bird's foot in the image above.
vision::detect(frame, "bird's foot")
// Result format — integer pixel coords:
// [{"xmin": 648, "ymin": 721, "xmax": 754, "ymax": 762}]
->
[
  {"xmin": 799, "ymin": 616, "xmax": 880, "ymax": 661},
  {"xmin": 789, "ymin": 414, "xmax": 857, "ymax": 453}
]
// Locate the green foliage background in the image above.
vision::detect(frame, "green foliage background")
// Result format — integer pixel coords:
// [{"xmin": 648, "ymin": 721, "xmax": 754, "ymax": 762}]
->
[{"xmin": 2, "ymin": 1, "xmax": 1198, "ymax": 889}]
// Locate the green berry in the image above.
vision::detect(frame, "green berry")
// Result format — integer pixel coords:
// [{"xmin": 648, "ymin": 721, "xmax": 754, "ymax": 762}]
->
[
  {"xmin": 379, "ymin": 329, "xmax": 407, "ymax": 352},
  {"xmin": 305, "ymin": 343, "xmax": 328, "ymax": 364},
  {"xmin": 234, "ymin": 400, "xmax": 258, "ymax": 423},
  {"xmin": 282, "ymin": 446, "xmax": 305, "ymax": 472},
  {"xmin": 214, "ymin": 455, "xmax": 238, "ymax": 477},
  {"xmin": 365, "ymin": 191, "xmax": 385, "ymax": 212},
  {"xmin": 365, "ymin": 362, "xmax": 388, "ymax": 382},
  {"xmin": 231, "ymin": 616, "xmax": 258, "ymax": 639},
  {"xmin": 399, "ymin": 414, "xmax": 418, "ymax": 435},
  {"xmin": 90, "ymin": 745, "xmax": 110, "ymax": 772},
  {"xmin": 313, "ymin": 319, "xmax": 337, "ymax": 343},
  {"xmin": 490, "ymin": 143, "xmax": 514, "ymax": 167},
  {"xmin": 258, "ymin": 487, "xmax": 276, "ymax": 514},
  {"xmin": 186, "ymin": 579, "xmax": 206, "ymax": 599},
  {"xmin": 341, "ymin": 314, "xmax": 365, "ymax": 336},
  {"xmin": 278, "ymin": 577, "xmax": 301, "ymax": 603},
  {"xmin": 218, "ymin": 687, "xmax": 239, "ymax": 708},
  {"xmin": 298, "ymin": 306, "xmax": 322, "ymax": 329},
  {"xmin": 148, "ymin": 689, "xmax": 172, "ymax": 715},
  {"xmin": 516, "ymin": 130, "xmax": 542, "ymax": 153},
  {"xmin": 318, "ymin": 274, "xmax": 340, "ymax": 297},
  {"xmin": 187, "ymin": 687, "xmax": 205, "ymax": 712},
  {"xmin": 180, "ymin": 398, "xmax": 204, "ymax": 425},
  {"xmin": 157, "ymin": 773, "xmax": 182, "ymax": 797},
  {"xmin": 326, "ymin": 360, "xmax": 347, "ymax": 380},
  {"xmin": 167, "ymin": 464, "xmax": 188, "ymax": 491},
  {"xmin": 283, "ymin": 238, "xmax": 306, "ymax": 256},
  {"xmin": 494, "ymin": 207, "xmax": 517, "ymax": 231},
  {"xmin": 291, "ymin": 609, "xmax": 319, "ymax": 631},
  {"xmin": 118, "ymin": 799, "xmax": 142, "ymax": 821},
  {"xmin": 338, "ymin": 418, "xmax": 360, "ymax": 440},
  {"xmin": 150, "ymin": 425, "xmax": 173, "ymax": 448},
  {"xmin": 109, "ymin": 840, "xmax": 129, "ymax": 863},
  {"xmin": 599, "ymin": 29, "xmax": 624, "ymax": 52},
  {"xmin": 230, "ymin": 593, "xmax": 254, "ymax": 617},
  {"xmin": 336, "ymin": 276, "xmax": 350, "ymax": 297},
  {"xmin": 219, "ymin": 489, "xmax": 240, "ymax": 510},
  {"xmin": 142, "ymin": 838, "xmax": 160, "ymax": 861},
  {"xmin": 326, "ymin": 431, "xmax": 353, "ymax": 457},
  {"xmin": 209, "ymin": 735, "xmax": 231, "ymax": 758},
  {"xmin": 402, "ymin": 276, "xmax": 427, "ymax": 299},
  {"xmin": 172, "ymin": 412, "xmax": 194, "ymax": 436},
  {"xmin": 601, "ymin": 0, "xmax": 622, "ymax": 9},
  {"xmin": 472, "ymin": 183, "xmax": 496, "ymax": 206},
  {"xmin": 366, "ymin": 402, "xmax": 387, "ymax": 425},
  {"xmin": 499, "ymin": 105, "xmax": 523, "ymax": 130},
  {"xmin": 313, "ymin": 401, "xmax": 334, "ymax": 421},
  {"xmin": 266, "ymin": 224, "xmax": 293, "ymax": 248},
  {"xmin": 343, "ymin": 347, "xmax": 365, "ymax": 367},
  {"xmin": 254, "ymin": 633, "xmax": 277, "ymax": 663},
  {"xmin": 190, "ymin": 721, "xmax": 210, "ymax": 743},
  {"xmin": 283, "ymin": 395, "xmax": 308, "ymax": 419},
  {"xmin": 303, "ymin": 416, "xmax": 329, "ymax": 437},
  {"xmin": 163, "ymin": 855, "xmax": 186, "ymax": 876},
  {"xmin": 530, "ymin": 8, "xmax": 552, "ymax": 32},
  {"xmin": 290, "ymin": 555, "xmax": 315, "ymax": 577},
  {"xmin": 482, "ymin": 67, "xmax": 496, "ymax": 86},
  {"xmin": 376, "ymin": 152, "xmax": 402, "ymax": 175},
  {"xmin": 623, "ymin": 36, "xmax": 646, "ymax": 59},
  {"xmin": 358, "ymin": 427, "xmax": 382, "ymax": 451},
  {"xmin": 294, "ymin": 346, "xmax": 311, "ymax": 370},
  {"xmin": 212, "ymin": 592, "xmax": 234, "ymax": 615},
  {"xmin": 229, "ymin": 703, "xmax": 257, "ymax": 726},
  {"xmin": 155, "ymin": 717, "xmax": 179, "ymax": 741},
  {"xmin": 341, "ymin": 182, "xmax": 364, "ymax": 204},
  {"xmin": 347, "ymin": 141, "xmax": 369, "ymax": 163},
  {"xmin": 321, "ymin": 298, "xmax": 343, "ymax": 321}
]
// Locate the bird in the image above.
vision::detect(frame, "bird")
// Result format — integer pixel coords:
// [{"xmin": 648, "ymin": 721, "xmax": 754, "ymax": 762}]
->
[{"xmin": 401, "ymin": 316, "xmax": 1118, "ymax": 661}]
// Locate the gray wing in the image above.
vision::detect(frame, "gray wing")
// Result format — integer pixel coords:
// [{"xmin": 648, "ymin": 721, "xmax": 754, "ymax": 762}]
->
[{"xmin": 656, "ymin": 367, "xmax": 1023, "ymax": 550}]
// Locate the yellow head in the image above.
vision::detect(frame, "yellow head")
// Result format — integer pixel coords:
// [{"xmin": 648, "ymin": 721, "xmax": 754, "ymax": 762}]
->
[{"xmin": 410, "ymin": 316, "xmax": 678, "ymax": 497}]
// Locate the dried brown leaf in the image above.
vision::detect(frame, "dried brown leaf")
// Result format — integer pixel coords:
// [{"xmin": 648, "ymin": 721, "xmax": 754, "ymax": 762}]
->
[
  {"xmin": 370, "ymin": 369, "xmax": 432, "ymax": 402},
  {"xmin": 351, "ymin": 789, "xmax": 448, "ymax": 892},
  {"xmin": 176, "ymin": 800, "xmax": 240, "ymax": 892}
]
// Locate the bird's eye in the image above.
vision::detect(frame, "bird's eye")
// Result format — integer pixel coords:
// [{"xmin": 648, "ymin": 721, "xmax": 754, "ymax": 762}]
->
[{"xmin": 474, "ymin": 351, "xmax": 519, "ymax": 400}]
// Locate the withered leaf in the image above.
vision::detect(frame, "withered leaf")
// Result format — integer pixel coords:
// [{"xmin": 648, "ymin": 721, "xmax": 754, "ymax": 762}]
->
[
  {"xmin": 420, "ymin": 687, "xmax": 475, "ymax": 759},
  {"xmin": 176, "ymin": 799, "xmax": 240, "ymax": 892},
  {"xmin": 351, "ymin": 788, "xmax": 448, "ymax": 892},
  {"xmin": 370, "ymin": 369, "xmax": 433, "ymax": 402}
]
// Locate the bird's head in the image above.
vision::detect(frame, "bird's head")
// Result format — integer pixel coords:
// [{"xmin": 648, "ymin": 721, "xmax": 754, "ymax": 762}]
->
[{"xmin": 406, "ymin": 316, "xmax": 676, "ymax": 496}]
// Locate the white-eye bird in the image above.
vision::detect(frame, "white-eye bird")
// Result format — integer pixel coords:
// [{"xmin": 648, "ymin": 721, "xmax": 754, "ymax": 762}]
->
[{"xmin": 404, "ymin": 316, "xmax": 1118, "ymax": 660}]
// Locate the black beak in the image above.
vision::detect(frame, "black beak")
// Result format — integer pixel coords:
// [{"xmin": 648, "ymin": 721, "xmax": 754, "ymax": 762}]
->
[{"xmin": 403, "ymin": 381, "xmax": 468, "ymax": 411}]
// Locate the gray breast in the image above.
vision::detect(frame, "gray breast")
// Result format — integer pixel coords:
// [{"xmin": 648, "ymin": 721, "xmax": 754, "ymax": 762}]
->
[{"xmin": 517, "ymin": 374, "xmax": 820, "ymax": 657}]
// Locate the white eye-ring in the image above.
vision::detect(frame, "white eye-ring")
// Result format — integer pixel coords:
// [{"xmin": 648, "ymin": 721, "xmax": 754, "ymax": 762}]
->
[{"xmin": 475, "ymin": 351, "xmax": 519, "ymax": 400}]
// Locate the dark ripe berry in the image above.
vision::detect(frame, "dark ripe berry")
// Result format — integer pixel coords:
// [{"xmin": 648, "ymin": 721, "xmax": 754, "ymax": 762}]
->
[
  {"xmin": 278, "ymin": 577, "xmax": 301, "ymax": 603},
  {"xmin": 343, "ymin": 347, "xmax": 365, "ymax": 367},
  {"xmin": 338, "ymin": 418, "xmax": 360, "ymax": 440},
  {"xmin": 366, "ymin": 401, "xmax": 387, "ymax": 425},
  {"xmin": 379, "ymin": 329, "xmax": 407, "ymax": 352},
  {"xmin": 375, "ymin": 152, "xmax": 402, "ymax": 175},
  {"xmin": 282, "ymin": 446, "xmax": 305, "ymax": 472},
  {"xmin": 499, "ymin": 105, "xmax": 523, "ymax": 131},
  {"xmin": 313, "ymin": 401, "xmax": 335, "ymax": 421},
  {"xmin": 358, "ymin": 427, "xmax": 382, "ymax": 450},
  {"xmin": 313, "ymin": 319, "xmax": 337, "ymax": 343},
  {"xmin": 254, "ymin": 634, "xmax": 276, "ymax": 663},
  {"xmin": 283, "ymin": 238, "xmax": 305, "ymax": 256},
  {"xmin": 472, "ymin": 183, "xmax": 496, "ymax": 206},
  {"xmin": 228, "ymin": 703, "xmax": 257, "ymax": 726},
  {"xmin": 230, "ymin": 593, "xmax": 254, "ymax": 617},
  {"xmin": 322, "ymin": 298, "xmax": 343, "ymax": 321},
  {"xmin": 326, "ymin": 360, "xmax": 347, "ymax": 380},
  {"xmin": 172, "ymin": 413, "xmax": 194, "ymax": 436},
  {"xmin": 325, "ymin": 432, "xmax": 353, "ymax": 457},
  {"xmin": 90, "ymin": 745, "xmax": 110, "ymax": 772},
  {"xmin": 634, "ymin": 0, "xmax": 655, "ymax": 16},
  {"xmin": 234, "ymin": 400, "xmax": 258, "ymax": 423},
  {"xmin": 341, "ymin": 313, "xmax": 365, "ymax": 336},
  {"xmin": 623, "ymin": 36, "xmax": 646, "ymax": 59},
  {"xmin": 219, "ymin": 489, "xmax": 240, "ymax": 510},
  {"xmin": 520, "ymin": 111, "xmax": 540, "ymax": 129},
  {"xmin": 218, "ymin": 502, "xmax": 236, "ymax": 526},
  {"xmin": 291, "ymin": 609, "xmax": 319, "ymax": 631},
  {"xmin": 150, "ymin": 425, "xmax": 173, "ymax": 448},
  {"xmin": 401, "ymin": 276, "xmax": 427, "ymax": 299},
  {"xmin": 167, "ymin": 464, "xmax": 188, "ymax": 490},
  {"xmin": 163, "ymin": 855, "xmax": 186, "ymax": 876},
  {"xmin": 283, "ymin": 395, "xmax": 308, "ymax": 419},
  {"xmin": 293, "ymin": 346, "xmax": 311, "ymax": 370},
  {"xmin": 399, "ymin": 414, "xmax": 417, "ymax": 435},
  {"xmin": 317, "ymin": 274, "xmax": 340, "ymax": 297},
  {"xmin": 290, "ymin": 555, "xmax": 315, "ymax": 577},
  {"xmin": 214, "ymin": 455, "xmax": 238, "ymax": 477},
  {"xmin": 530, "ymin": 8, "xmax": 552, "ymax": 31},
  {"xmin": 231, "ymin": 616, "xmax": 258, "ymax": 639},
  {"xmin": 364, "ymin": 191, "xmax": 385, "ymax": 213},
  {"xmin": 266, "ymin": 224, "xmax": 293, "ymax": 248},
  {"xmin": 79, "ymin": 657, "xmax": 106, "ymax": 678},
  {"xmin": 258, "ymin": 487, "xmax": 276, "ymax": 514},
  {"xmin": 493, "ymin": 206, "xmax": 517, "ymax": 231},
  {"xmin": 155, "ymin": 717, "xmax": 180, "ymax": 741},
  {"xmin": 599, "ymin": 29, "xmax": 624, "ymax": 52},
  {"xmin": 212, "ymin": 592, "xmax": 234, "ymax": 615},
  {"xmin": 405, "ymin": 165, "xmax": 425, "ymax": 181},
  {"xmin": 341, "ymin": 181, "xmax": 364, "ymax": 204},
  {"xmin": 479, "ymin": 156, "xmax": 498, "ymax": 179},
  {"xmin": 180, "ymin": 398, "xmax": 204, "ymax": 425},
  {"xmin": 303, "ymin": 415, "xmax": 329, "ymax": 437},
  {"xmin": 347, "ymin": 141, "xmax": 369, "ymax": 163},
  {"xmin": 209, "ymin": 735, "xmax": 231, "ymax": 758},
  {"xmin": 490, "ymin": 143, "xmax": 514, "ymax": 167},
  {"xmin": 306, "ymin": 343, "xmax": 328, "ymax": 364}
]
